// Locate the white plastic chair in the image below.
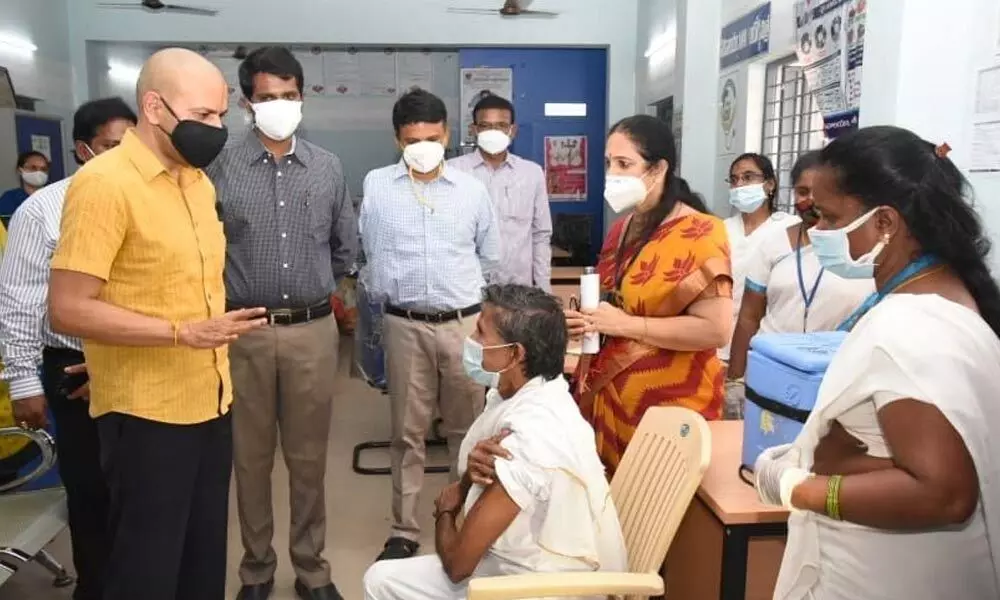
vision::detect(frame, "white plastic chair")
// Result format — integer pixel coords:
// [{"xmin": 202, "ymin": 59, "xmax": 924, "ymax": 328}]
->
[{"xmin": 467, "ymin": 406, "xmax": 712, "ymax": 600}]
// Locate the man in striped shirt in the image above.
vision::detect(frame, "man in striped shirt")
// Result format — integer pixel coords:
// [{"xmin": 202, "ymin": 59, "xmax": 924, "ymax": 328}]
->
[
  {"xmin": 360, "ymin": 89, "xmax": 500, "ymax": 562},
  {"xmin": 0, "ymin": 96, "xmax": 136, "ymax": 600}
]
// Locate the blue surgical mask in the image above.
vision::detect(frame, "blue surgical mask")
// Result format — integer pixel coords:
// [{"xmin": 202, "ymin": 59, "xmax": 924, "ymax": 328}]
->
[
  {"xmin": 807, "ymin": 208, "xmax": 887, "ymax": 279},
  {"xmin": 462, "ymin": 337, "xmax": 514, "ymax": 389},
  {"xmin": 728, "ymin": 183, "xmax": 768, "ymax": 213}
]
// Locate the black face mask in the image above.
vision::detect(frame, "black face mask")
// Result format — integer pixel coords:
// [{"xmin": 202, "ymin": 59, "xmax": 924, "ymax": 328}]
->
[{"xmin": 158, "ymin": 97, "xmax": 228, "ymax": 168}]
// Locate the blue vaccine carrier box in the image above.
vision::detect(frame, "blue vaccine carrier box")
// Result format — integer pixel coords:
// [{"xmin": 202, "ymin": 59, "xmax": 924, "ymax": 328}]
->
[{"xmin": 741, "ymin": 331, "xmax": 847, "ymax": 470}]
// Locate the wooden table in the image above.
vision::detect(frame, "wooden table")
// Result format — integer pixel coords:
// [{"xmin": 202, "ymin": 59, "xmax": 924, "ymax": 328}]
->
[
  {"xmin": 664, "ymin": 421, "xmax": 789, "ymax": 600},
  {"xmin": 551, "ymin": 265, "xmax": 585, "ymax": 285}
]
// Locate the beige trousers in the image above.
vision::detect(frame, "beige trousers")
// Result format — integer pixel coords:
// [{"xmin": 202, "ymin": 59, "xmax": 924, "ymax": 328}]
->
[
  {"xmin": 383, "ymin": 313, "xmax": 485, "ymax": 541},
  {"xmin": 230, "ymin": 315, "xmax": 339, "ymax": 588}
]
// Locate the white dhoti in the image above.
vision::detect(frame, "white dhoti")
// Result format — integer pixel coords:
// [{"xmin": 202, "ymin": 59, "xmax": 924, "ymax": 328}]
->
[{"xmin": 363, "ymin": 555, "xmax": 467, "ymax": 600}]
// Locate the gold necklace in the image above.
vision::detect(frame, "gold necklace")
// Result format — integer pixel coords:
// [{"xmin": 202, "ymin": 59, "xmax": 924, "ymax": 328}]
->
[{"xmin": 893, "ymin": 265, "xmax": 945, "ymax": 292}]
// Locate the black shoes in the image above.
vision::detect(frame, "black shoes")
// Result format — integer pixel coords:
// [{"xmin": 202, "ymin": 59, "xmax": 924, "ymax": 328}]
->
[
  {"xmin": 235, "ymin": 579, "xmax": 274, "ymax": 600},
  {"xmin": 294, "ymin": 580, "xmax": 344, "ymax": 600},
  {"xmin": 375, "ymin": 536, "xmax": 419, "ymax": 561}
]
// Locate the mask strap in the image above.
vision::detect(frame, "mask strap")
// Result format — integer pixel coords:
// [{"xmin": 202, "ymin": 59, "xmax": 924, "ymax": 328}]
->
[{"xmin": 843, "ymin": 206, "xmax": 881, "ymax": 234}]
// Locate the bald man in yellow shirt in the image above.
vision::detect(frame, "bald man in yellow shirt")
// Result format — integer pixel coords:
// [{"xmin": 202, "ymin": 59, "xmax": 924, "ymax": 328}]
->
[{"xmin": 48, "ymin": 48, "xmax": 266, "ymax": 600}]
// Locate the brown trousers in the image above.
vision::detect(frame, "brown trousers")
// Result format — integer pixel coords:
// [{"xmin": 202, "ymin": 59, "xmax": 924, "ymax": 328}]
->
[
  {"xmin": 230, "ymin": 315, "xmax": 339, "ymax": 588},
  {"xmin": 383, "ymin": 313, "xmax": 485, "ymax": 541}
]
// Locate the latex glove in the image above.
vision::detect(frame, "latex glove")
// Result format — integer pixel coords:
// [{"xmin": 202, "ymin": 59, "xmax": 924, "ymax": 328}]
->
[
  {"xmin": 754, "ymin": 443, "xmax": 811, "ymax": 509},
  {"xmin": 723, "ymin": 379, "xmax": 746, "ymax": 420}
]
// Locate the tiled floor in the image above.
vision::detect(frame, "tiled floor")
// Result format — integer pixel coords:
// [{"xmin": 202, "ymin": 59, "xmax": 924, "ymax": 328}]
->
[{"xmin": 1, "ymin": 339, "xmax": 449, "ymax": 600}]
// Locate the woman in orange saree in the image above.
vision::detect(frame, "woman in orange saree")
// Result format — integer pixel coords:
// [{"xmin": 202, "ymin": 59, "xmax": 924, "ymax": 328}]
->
[{"xmin": 569, "ymin": 116, "xmax": 733, "ymax": 475}]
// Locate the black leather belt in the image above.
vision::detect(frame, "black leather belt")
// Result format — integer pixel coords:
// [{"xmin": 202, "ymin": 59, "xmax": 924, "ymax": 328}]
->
[
  {"xmin": 385, "ymin": 303, "xmax": 481, "ymax": 324},
  {"xmin": 228, "ymin": 299, "xmax": 332, "ymax": 326}
]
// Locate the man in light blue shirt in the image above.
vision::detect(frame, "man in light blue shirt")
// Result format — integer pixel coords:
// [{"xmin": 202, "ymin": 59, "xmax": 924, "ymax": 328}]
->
[
  {"xmin": 360, "ymin": 89, "xmax": 500, "ymax": 562},
  {"xmin": 448, "ymin": 95, "xmax": 552, "ymax": 290}
]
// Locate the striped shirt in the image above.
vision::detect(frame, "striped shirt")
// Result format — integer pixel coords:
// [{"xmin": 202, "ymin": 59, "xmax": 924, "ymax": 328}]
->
[
  {"xmin": 0, "ymin": 177, "xmax": 82, "ymax": 401},
  {"xmin": 359, "ymin": 161, "xmax": 500, "ymax": 312},
  {"xmin": 207, "ymin": 133, "xmax": 358, "ymax": 308},
  {"xmin": 448, "ymin": 151, "xmax": 552, "ymax": 291},
  {"xmin": 51, "ymin": 129, "xmax": 230, "ymax": 425}
]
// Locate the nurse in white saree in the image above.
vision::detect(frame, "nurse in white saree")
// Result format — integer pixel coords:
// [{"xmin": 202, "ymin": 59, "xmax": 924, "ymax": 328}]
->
[{"xmin": 753, "ymin": 126, "xmax": 1000, "ymax": 599}]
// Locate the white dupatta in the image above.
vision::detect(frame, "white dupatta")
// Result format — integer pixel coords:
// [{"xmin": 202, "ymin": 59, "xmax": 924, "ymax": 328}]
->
[{"xmin": 775, "ymin": 294, "xmax": 1000, "ymax": 599}]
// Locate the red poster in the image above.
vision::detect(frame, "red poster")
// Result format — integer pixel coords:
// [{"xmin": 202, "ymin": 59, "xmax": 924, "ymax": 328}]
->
[{"xmin": 544, "ymin": 135, "xmax": 587, "ymax": 201}]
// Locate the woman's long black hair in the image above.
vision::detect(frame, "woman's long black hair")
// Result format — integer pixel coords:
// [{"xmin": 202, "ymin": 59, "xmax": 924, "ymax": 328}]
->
[
  {"xmin": 821, "ymin": 125, "xmax": 1000, "ymax": 338},
  {"xmin": 608, "ymin": 115, "xmax": 709, "ymax": 250},
  {"xmin": 729, "ymin": 152, "xmax": 777, "ymax": 213}
]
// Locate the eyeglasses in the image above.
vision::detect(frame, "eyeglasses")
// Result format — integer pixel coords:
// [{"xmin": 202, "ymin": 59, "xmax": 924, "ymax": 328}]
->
[
  {"xmin": 726, "ymin": 172, "xmax": 766, "ymax": 186},
  {"xmin": 474, "ymin": 122, "xmax": 512, "ymax": 132}
]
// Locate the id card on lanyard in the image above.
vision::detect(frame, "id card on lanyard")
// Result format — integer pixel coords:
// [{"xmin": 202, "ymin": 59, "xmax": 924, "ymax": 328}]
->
[{"xmin": 795, "ymin": 227, "xmax": 825, "ymax": 332}]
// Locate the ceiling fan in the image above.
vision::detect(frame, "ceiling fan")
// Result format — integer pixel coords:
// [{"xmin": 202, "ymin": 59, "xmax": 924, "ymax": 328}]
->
[
  {"xmin": 97, "ymin": 0, "xmax": 218, "ymax": 17},
  {"xmin": 447, "ymin": 0, "xmax": 559, "ymax": 18}
]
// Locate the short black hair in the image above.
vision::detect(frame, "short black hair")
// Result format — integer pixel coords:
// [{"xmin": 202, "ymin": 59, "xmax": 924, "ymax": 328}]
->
[
  {"xmin": 72, "ymin": 97, "xmax": 137, "ymax": 144},
  {"xmin": 392, "ymin": 89, "xmax": 447, "ymax": 134},
  {"xmin": 472, "ymin": 94, "xmax": 515, "ymax": 124},
  {"xmin": 239, "ymin": 46, "xmax": 304, "ymax": 99},
  {"xmin": 790, "ymin": 150, "xmax": 822, "ymax": 186},
  {"xmin": 16, "ymin": 151, "xmax": 47, "ymax": 169},
  {"xmin": 481, "ymin": 284, "xmax": 567, "ymax": 381}
]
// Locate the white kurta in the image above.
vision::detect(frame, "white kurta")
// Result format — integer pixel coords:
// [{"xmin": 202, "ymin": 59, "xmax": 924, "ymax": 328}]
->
[
  {"xmin": 721, "ymin": 212, "xmax": 798, "ymax": 361},
  {"xmin": 364, "ymin": 376, "xmax": 627, "ymax": 600},
  {"xmin": 743, "ymin": 224, "xmax": 873, "ymax": 335},
  {"xmin": 775, "ymin": 294, "xmax": 1000, "ymax": 599}
]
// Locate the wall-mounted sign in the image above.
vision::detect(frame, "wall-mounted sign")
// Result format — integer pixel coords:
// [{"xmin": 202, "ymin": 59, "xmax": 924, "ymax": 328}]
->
[
  {"xmin": 544, "ymin": 135, "xmax": 587, "ymax": 201},
  {"xmin": 795, "ymin": 0, "xmax": 866, "ymax": 138},
  {"xmin": 720, "ymin": 2, "xmax": 772, "ymax": 69},
  {"xmin": 719, "ymin": 78, "xmax": 738, "ymax": 152}
]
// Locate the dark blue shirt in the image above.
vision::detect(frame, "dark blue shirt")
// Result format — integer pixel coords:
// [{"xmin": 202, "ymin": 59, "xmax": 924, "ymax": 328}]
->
[{"xmin": 0, "ymin": 188, "xmax": 28, "ymax": 227}]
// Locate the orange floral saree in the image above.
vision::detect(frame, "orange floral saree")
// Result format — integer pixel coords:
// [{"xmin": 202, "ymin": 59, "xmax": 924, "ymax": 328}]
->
[{"xmin": 574, "ymin": 212, "xmax": 732, "ymax": 474}]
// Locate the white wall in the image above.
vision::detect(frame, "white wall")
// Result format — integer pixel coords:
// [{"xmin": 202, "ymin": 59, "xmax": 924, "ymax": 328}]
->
[
  {"xmin": 0, "ymin": 0, "xmax": 74, "ymax": 186},
  {"xmin": 635, "ymin": 0, "xmax": 677, "ymax": 111},
  {"xmin": 861, "ymin": 0, "xmax": 1000, "ymax": 274},
  {"xmin": 65, "ymin": 0, "xmax": 639, "ymax": 130}
]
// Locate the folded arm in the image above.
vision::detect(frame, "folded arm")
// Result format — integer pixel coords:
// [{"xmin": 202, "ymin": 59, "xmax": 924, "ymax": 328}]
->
[{"xmin": 436, "ymin": 482, "xmax": 520, "ymax": 583}]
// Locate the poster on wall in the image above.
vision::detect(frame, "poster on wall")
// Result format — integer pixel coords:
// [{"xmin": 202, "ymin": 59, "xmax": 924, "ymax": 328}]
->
[
  {"xmin": 718, "ymin": 76, "xmax": 739, "ymax": 153},
  {"xmin": 672, "ymin": 105, "xmax": 684, "ymax": 171},
  {"xmin": 460, "ymin": 68, "xmax": 513, "ymax": 144},
  {"xmin": 30, "ymin": 135, "xmax": 51, "ymax": 160},
  {"xmin": 544, "ymin": 135, "xmax": 587, "ymax": 201},
  {"xmin": 794, "ymin": 0, "xmax": 865, "ymax": 138},
  {"xmin": 719, "ymin": 2, "xmax": 772, "ymax": 69}
]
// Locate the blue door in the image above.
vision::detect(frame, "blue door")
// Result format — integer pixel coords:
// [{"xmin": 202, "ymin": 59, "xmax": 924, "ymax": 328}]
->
[
  {"xmin": 459, "ymin": 48, "xmax": 608, "ymax": 264},
  {"xmin": 15, "ymin": 113, "xmax": 66, "ymax": 182}
]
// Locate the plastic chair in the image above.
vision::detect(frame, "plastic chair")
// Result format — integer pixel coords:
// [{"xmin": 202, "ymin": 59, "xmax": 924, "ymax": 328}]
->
[
  {"xmin": 466, "ymin": 406, "xmax": 712, "ymax": 600},
  {"xmin": 0, "ymin": 427, "xmax": 74, "ymax": 588}
]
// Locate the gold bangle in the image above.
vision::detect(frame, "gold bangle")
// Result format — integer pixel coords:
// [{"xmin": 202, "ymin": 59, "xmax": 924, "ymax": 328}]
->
[
  {"xmin": 826, "ymin": 475, "xmax": 843, "ymax": 521},
  {"xmin": 172, "ymin": 321, "xmax": 180, "ymax": 347},
  {"xmin": 642, "ymin": 317, "xmax": 649, "ymax": 343}
]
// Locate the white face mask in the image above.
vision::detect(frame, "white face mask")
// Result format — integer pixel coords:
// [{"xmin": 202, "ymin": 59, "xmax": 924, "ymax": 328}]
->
[
  {"xmin": 807, "ymin": 207, "xmax": 886, "ymax": 279},
  {"xmin": 403, "ymin": 141, "xmax": 446, "ymax": 174},
  {"xmin": 20, "ymin": 170, "xmax": 48, "ymax": 188},
  {"xmin": 604, "ymin": 174, "xmax": 649, "ymax": 213},
  {"xmin": 477, "ymin": 130, "xmax": 511, "ymax": 155},
  {"xmin": 251, "ymin": 99, "xmax": 303, "ymax": 142},
  {"xmin": 729, "ymin": 183, "xmax": 768, "ymax": 213}
]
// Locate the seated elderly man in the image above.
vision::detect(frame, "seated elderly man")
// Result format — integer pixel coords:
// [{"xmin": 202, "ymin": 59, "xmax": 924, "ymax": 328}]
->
[{"xmin": 363, "ymin": 283, "xmax": 627, "ymax": 600}]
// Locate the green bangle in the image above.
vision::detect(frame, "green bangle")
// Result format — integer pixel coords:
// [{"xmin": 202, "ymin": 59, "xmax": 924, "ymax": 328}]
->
[{"xmin": 826, "ymin": 475, "xmax": 843, "ymax": 521}]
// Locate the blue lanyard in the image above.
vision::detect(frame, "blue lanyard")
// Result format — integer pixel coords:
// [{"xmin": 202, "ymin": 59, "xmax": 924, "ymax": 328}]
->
[
  {"xmin": 836, "ymin": 254, "xmax": 940, "ymax": 331},
  {"xmin": 795, "ymin": 227, "xmax": 824, "ymax": 332}
]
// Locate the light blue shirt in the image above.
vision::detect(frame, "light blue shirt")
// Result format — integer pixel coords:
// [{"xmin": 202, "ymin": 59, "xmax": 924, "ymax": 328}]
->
[
  {"xmin": 448, "ymin": 151, "xmax": 552, "ymax": 291},
  {"xmin": 359, "ymin": 160, "xmax": 500, "ymax": 312}
]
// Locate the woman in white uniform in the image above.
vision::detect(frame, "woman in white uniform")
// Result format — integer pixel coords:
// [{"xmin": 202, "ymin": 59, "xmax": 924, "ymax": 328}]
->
[
  {"xmin": 724, "ymin": 152, "xmax": 872, "ymax": 418},
  {"xmin": 721, "ymin": 153, "xmax": 796, "ymax": 364},
  {"xmin": 363, "ymin": 284, "xmax": 627, "ymax": 600},
  {"xmin": 754, "ymin": 126, "xmax": 1000, "ymax": 599}
]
